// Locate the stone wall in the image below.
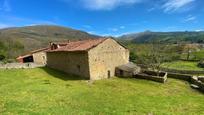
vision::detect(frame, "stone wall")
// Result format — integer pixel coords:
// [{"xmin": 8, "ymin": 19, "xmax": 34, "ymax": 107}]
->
[
  {"xmin": 46, "ymin": 51, "xmax": 90, "ymax": 79},
  {"xmin": 191, "ymin": 77, "xmax": 204, "ymax": 92},
  {"xmin": 0, "ymin": 63, "xmax": 44, "ymax": 69},
  {"xmin": 134, "ymin": 71, "xmax": 167, "ymax": 83},
  {"xmin": 160, "ymin": 67, "xmax": 204, "ymax": 75},
  {"xmin": 166, "ymin": 72, "xmax": 204, "ymax": 92},
  {"xmin": 88, "ymin": 39, "xmax": 129, "ymax": 80},
  {"xmin": 167, "ymin": 72, "xmax": 192, "ymax": 81},
  {"xmin": 33, "ymin": 52, "xmax": 47, "ymax": 65},
  {"xmin": 198, "ymin": 77, "xmax": 204, "ymax": 82}
]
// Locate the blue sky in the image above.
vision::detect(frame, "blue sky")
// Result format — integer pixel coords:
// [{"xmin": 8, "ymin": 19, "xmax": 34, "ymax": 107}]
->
[{"xmin": 0, "ymin": 0, "xmax": 204, "ymax": 36}]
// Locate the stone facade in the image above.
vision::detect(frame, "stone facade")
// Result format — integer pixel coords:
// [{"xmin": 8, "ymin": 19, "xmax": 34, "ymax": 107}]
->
[
  {"xmin": 47, "ymin": 51, "xmax": 90, "ymax": 78},
  {"xmin": 33, "ymin": 52, "xmax": 47, "ymax": 65},
  {"xmin": 46, "ymin": 38, "xmax": 129, "ymax": 80},
  {"xmin": 88, "ymin": 39, "xmax": 129, "ymax": 80}
]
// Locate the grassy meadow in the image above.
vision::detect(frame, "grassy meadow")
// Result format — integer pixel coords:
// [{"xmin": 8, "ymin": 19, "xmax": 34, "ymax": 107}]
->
[
  {"xmin": 162, "ymin": 61, "xmax": 204, "ymax": 71},
  {"xmin": 0, "ymin": 67, "xmax": 204, "ymax": 114}
]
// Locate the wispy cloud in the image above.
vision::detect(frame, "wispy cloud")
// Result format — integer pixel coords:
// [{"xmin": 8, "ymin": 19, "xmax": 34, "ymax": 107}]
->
[
  {"xmin": 195, "ymin": 29, "xmax": 203, "ymax": 32},
  {"xmin": 120, "ymin": 26, "xmax": 125, "ymax": 29},
  {"xmin": 81, "ymin": 0, "xmax": 142, "ymax": 10},
  {"xmin": 109, "ymin": 28, "xmax": 119, "ymax": 32},
  {"xmin": 183, "ymin": 15, "xmax": 196, "ymax": 22},
  {"xmin": 162, "ymin": 0, "xmax": 195, "ymax": 13},
  {"xmin": 0, "ymin": 23, "xmax": 12, "ymax": 29},
  {"xmin": 147, "ymin": 7, "xmax": 155, "ymax": 12},
  {"xmin": 108, "ymin": 25, "xmax": 125, "ymax": 32},
  {"xmin": 0, "ymin": 14, "xmax": 57, "ymax": 28},
  {"xmin": 82, "ymin": 25, "xmax": 93, "ymax": 29},
  {"xmin": 0, "ymin": 0, "xmax": 11, "ymax": 12}
]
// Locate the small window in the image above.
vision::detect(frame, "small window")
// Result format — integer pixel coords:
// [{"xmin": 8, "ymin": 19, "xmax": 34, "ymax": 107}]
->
[{"xmin": 77, "ymin": 65, "xmax": 81, "ymax": 72}]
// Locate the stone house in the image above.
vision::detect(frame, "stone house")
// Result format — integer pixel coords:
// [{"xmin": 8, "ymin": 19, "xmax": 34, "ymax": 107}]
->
[{"xmin": 46, "ymin": 38, "xmax": 129, "ymax": 80}]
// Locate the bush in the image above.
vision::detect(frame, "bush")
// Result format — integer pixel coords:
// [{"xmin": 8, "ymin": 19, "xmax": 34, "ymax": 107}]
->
[
  {"xmin": 129, "ymin": 52, "xmax": 138, "ymax": 63},
  {"xmin": 0, "ymin": 55, "xmax": 5, "ymax": 61},
  {"xmin": 197, "ymin": 60, "xmax": 204, "ymax": 68}
]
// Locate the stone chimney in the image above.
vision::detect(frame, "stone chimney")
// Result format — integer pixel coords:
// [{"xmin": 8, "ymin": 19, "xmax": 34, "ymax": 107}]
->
[{"xmin": 49, "ymin": 42, "xmax": 57, "ymax": 50}]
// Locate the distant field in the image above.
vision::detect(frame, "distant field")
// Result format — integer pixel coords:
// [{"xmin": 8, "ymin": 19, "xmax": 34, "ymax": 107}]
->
[
  {"xmin": 0, "ymin": 68, "xmax": 204, "ymax": 114},
  {"xmin": 192, "ymin": 49, "xmax": 204, "ymax": 60},
  {"xmin": 180, "ymin": 49, "xmax": 204, "ymax": 61},
  {"xmin": 162, "ymin": 61, "xmax": 204, "ymax": 71}
]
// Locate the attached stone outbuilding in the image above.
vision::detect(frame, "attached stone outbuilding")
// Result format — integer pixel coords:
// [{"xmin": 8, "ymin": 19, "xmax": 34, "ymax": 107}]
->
[
  {"xmin": 46, "ymin": 38, "xmax": 129, "ymax": 80},
  {"xmin": 17, "ymin": 48, "xmax": 48, "ymax": 65},
  {"xmin": 115, "ymin": 62, "xmax": 141, "ymax": 77}
]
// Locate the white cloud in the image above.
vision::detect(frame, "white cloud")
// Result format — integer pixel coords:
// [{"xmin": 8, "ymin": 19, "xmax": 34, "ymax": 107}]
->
[
  {"xmin": 0, "ymin": 0, "xmax": 11, "ymax": 12},
  {"xmin": 183, "ymin": 15, "xmax": 196, "ymax": 22},
  {"xmin": 147, "ymin": 7, "xmax": 155, "ymax": 12},
  {"xmin": 162, "ymin": 0, "xmax": 195, "ymax": 12},
  {"xmin": 0, "ymin": 14, "xmax": 57, "ymax": 29},
  {"xmin": 110, "ymin": 28, "xmax": 118, "ymax": 32},
  {"xmin": 109, "ymin": 26, "xmax": 125, "ymax": 32},
  {"xmin": 120, "ymin": 26, "xmax": 125, "ymax": 29},
  {"xmin": 82, "ymin": 25, "xmax": 92, "ymax": 29},
  {"xmin": 195, "ymin": 29, "xmax": 203, "ymax": 32},
  {"xmin": 87, "ymin": 31, "xmax": 97, "ymax": 34},
  {"xmin": 0, "ymin": 23, "xmax": 12, "ymax": 29},
  {"xmin": 81, "ymin": 0, "xmax": 142, "ymax": 10}
]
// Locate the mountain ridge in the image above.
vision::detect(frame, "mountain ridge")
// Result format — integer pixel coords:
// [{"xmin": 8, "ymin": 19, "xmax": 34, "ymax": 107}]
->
[
  {"xmin": 0, "ymin": 25, "xmax": 99, "ymax": 59},
  {"xmin": 118, "ymin": 31, "xmax": 204, "ymax": 43}
]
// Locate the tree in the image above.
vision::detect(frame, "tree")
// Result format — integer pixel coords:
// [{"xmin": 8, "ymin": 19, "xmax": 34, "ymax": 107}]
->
[
  {"xmin": 137, "ymin": 43, "xmax": 175, "ymax": 76},
  {"xmin": 129, "ymin": 52, "xmax": 137, "ymax": 63},
  {"xmin": 177, "ymin": 43, "xmax": 200, "ymax": 61}
]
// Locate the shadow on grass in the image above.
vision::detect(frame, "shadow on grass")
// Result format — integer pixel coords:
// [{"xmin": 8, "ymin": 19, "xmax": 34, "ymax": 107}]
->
[{"xmin": 40, "ymin": 67, "xmax": 88, "ymax": 81}]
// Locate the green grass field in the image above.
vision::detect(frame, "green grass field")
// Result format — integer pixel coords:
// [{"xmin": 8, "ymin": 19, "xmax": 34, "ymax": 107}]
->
[
  {"xmin": 162, "ymin": 61, "xmax": 204, "ymax": 71},
  {"xmin": 0, "ymin": 68, "xmax": 204, "ymax": 114}
]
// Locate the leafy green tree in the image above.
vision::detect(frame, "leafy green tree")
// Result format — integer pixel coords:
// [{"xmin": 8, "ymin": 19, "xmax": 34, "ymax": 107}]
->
[
  {"xmin": 129, "ymin": 52, "xmax": 137, "ymax": 63},
  {"xmin": 0, "ymin": 55, "xmax": 5, "ymax": 61}
]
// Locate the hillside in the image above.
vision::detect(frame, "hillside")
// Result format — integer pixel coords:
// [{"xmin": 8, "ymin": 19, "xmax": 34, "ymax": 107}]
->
[
  {"xmin": 0, "ymin": 25, "xmax": 99, "ymax": 59},
  {"xmin": 119, "ymin": 31, "xmax": 204, "ymax": 44}
]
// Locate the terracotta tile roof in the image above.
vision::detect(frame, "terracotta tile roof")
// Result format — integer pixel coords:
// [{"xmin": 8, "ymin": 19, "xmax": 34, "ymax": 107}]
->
[
  {"xmin": 17, "ymin": 47, "xmax": 49, "ymax": 59},
  {"xmin": 16, "ymin": 54, "xmax": 33, "ymax": 59},
  {"xmin": 31, "ymin": 47, "xmax": 50, "ymax": 53},
  {"xmin": 48, "ymin": 38, "xmax": 107, "ymax": 52}
]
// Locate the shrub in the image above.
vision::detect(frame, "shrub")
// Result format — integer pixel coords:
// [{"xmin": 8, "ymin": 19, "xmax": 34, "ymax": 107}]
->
[
  {"xmin": 197, "ymin": 60, "xmax": 204, "ymax": 68},
  {"xmin": 129, "ymin": 52, "xmax": 137, "ymax": 63},
  {"xmin": 0, "ymin": 55, "xmax": 5, "ymax": 61}
]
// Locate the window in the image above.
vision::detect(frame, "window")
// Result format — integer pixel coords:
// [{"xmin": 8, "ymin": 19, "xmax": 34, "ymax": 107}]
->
[{"xmin": 77, "ymin": 65, "xmax": 81, "ymax": 72}]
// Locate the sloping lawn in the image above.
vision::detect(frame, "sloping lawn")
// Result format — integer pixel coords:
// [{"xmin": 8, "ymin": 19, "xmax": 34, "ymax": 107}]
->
[
  {"xmin": 162, "ymin": 61, "xmax": 204, "ymax": 71},
  {"xmin": 0, "ymin": 67, "xmax": 204, "ymax": 114}
]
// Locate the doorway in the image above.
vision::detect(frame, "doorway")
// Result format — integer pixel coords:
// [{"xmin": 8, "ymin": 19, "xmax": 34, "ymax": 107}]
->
[
  {"xmin": 119, "ymin": 70, "xmax": 124, "ymax": 76},
  {"xmin": 108, "ymin": 70, "xmax": 111, "ymax": 78},
  {"xmin": 23, "ymin": 56, "xmax": 34, "ymax": 63}
]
